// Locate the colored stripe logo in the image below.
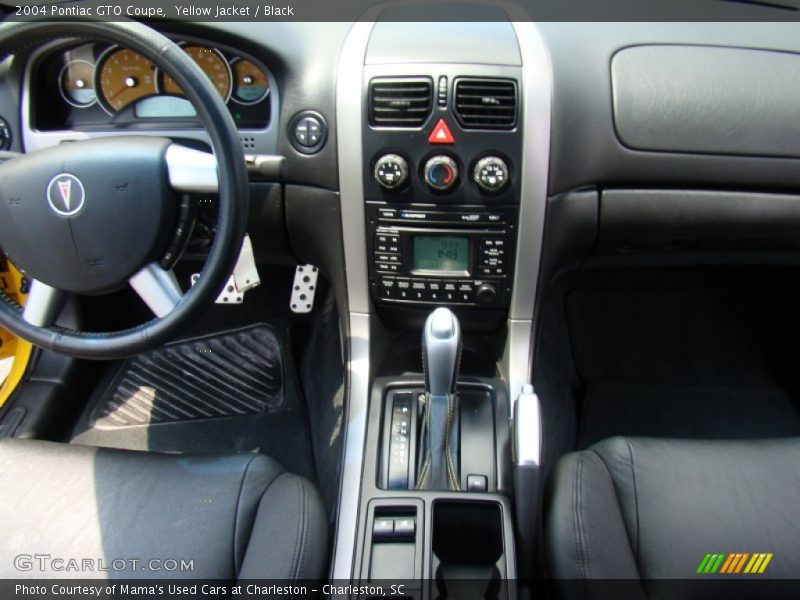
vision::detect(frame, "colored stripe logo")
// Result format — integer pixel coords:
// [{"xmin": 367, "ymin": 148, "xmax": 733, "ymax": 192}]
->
[{"xmin": 696, "ymin": 553, "xmax": 773, "ymax": 574}]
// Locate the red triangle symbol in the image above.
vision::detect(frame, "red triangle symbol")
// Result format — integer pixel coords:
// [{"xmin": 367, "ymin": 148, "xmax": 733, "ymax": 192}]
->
[{"xmin": 428, "ymin": 119, "xmax": 455, "ymax": 144}]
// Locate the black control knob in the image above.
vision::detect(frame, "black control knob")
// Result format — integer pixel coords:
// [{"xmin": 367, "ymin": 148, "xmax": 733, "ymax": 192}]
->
[
  {"xmin": 473, "ymin": 156, "xmax": 509, "ymax": 193},
  {"xmin": 374, "ymin": 154, "xmax": 409, "ymax": 190},
  {"xmin": 423, "ymin": 155, "xmax": 459, "ymax": 192},
  {"xmin": 476, "ymin": 283, "xmax": 497, "ymax": 305}
]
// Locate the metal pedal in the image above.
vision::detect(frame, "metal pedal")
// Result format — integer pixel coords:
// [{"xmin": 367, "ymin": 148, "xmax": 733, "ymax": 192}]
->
[
  {"xmin": 191, "ymin": 273, "xmax": 243, "ymax": 304},
  {"xmin": 290, "ymin": 265, "xmax": 318, "ymax": 314},
  {"xmin": 190, "ymin": 234, "xmax": 260, "ymax": 305}
]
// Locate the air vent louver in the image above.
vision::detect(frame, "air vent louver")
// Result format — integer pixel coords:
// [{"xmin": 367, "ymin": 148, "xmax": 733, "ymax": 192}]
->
[
  {"xmin": 369, "ymin": 78, "xmax": 433, "ymax": 128},
  {"xmin": 454, "ymin": 78, "xmax": 517, "ymax": 129}
]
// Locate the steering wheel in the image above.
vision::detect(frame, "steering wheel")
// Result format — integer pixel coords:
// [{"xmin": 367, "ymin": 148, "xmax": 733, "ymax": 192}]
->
[{"xmin": 0, "ymin": 21, "xmax": 248, "ymax": 359}]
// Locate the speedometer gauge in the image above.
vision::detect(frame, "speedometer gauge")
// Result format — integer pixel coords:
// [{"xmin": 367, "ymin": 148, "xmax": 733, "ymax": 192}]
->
[
  {"xmin": 158, "ymin": 46, "xmax": 231, "ymax": 102},
  {"xmin": 231, "ymin": 58, "xmax": 269, "ymax": 105},
  {"xmin": 59, "ymin": 59, "xmax": 96, "ymax": 108},
  {"xmin": 97, "ymin": 48, "xmax": 157, "ymax": 113}
]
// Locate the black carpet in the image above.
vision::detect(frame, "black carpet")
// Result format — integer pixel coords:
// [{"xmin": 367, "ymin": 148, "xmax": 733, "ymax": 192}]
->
[
  {"xmin": 560, "ymin": 269, "xmax": 800, "ymax": 449},
  {"xmin": 580, "ymin": 382, "xmax": 800, "ymax": 448}
]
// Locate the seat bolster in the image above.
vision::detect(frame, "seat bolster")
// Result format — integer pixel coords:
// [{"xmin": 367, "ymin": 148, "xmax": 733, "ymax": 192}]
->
[
  {"xmin": 545, "ymin": 450, "xmax": 644, "ymax": 586},
  {"xmin": 238, "ymin": 472, "xmax": 328, "ymax": 580},
  {"xmin": 231, "ymin": 455, "xmax": 286, "ymax": 573}
]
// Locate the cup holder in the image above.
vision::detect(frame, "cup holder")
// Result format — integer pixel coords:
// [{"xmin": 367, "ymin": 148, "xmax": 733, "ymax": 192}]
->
[{"xmin": 432, "ymin": 501, "xmax": 507, "ymax": 598}]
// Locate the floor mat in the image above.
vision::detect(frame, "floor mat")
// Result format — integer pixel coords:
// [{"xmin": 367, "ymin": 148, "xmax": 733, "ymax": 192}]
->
[
  {"xmin": 90, "ymin": 325, "xmax": 284, "ymax": 427},
  {"xmin": 580, "ymin": 382, "xmax": 800, "ymax": 448},
  {"xmin": 71, "ymin": 323, "xmax": 316, "ymax": 481}
]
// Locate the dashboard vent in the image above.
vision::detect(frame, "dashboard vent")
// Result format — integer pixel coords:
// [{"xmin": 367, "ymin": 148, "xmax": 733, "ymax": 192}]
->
[
  {"xmin": 454, "ymin": 78, "xmax": 517, "ymax": 129},
  {"xmin": 369, "ymin": 78, "xmax": 433, "ymax": 128}
]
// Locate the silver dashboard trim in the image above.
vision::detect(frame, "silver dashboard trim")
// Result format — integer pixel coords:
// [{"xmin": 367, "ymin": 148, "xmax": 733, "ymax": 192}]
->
[
  {"xmin": 503, "ymin": 21, "xmax": 552, "ymax": 410},
  {"xmin": 336, "ymin": 25, "xmax": 373, "ymax": 317},
  {"xmin": 331, "ymin": 20, "xmax": 375, "ymax": 581}
]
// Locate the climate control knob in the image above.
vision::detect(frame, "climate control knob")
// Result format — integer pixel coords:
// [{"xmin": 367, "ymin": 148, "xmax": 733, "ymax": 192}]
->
[
  {"xmin": 476, "ymin": 283, "xmax": 498, "ymax": 305},
  {"xmin": 374, "ymin": 154, "xmax": 409, "ymax": 190},
  {"xmin": 473, "ymin": 156, "xmax": 509, "ymax": 193},
  {"xmin": 423, "ymin": 155, "xmax": 459, "ymax": 192}
]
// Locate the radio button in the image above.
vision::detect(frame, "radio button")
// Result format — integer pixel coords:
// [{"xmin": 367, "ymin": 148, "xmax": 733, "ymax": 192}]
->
[
  {"xmin": 411, "ymin": 279, "xmax": 427, "ymax": 301},
  {"xmin": 375, "ymin": 253, "xmax": 401, "ymax": 264},
  {"xmin": 480, "ymin": 266, "xmax": 505, "ymax": 277},
  {"xmin": 457, "ymin": 281, "xmax": 475, "ymax": 303},
  {"xmin": 395, "ymin": 278, "xmax": 412, "ymax": 300},
  {"xmin": 427, "ymin": 280, "xmax": 444, "ymax": 302},
  {"xmin": 476, "ymin": 282, "xmax": 498, "ymax": 305},
  {"xmin": 378, "ymin": 277, "xmax": 396, "ymax": 299},
  {"xmin": 481, "ymin": 247, "xmax": 505, "ymax": 259},
  {"xmin": 482, "ymin": 237, "xmax": 507, "ymax": 248},
  {"xmin": 442, "ymin": 281, "xmax": 458, "ymax": 302},
  {"xmin": 376, "ymin": 262, "xmax": 400, "ymax": 273},
  {"xmin": 480, "ymin": 256, "xmax": 505, "ymax": 267}
]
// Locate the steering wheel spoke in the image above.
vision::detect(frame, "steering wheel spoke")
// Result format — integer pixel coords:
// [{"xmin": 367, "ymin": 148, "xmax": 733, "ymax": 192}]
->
[
  {"xmin": 22, "ymin": 280, "xmax": 67, "ymax": 327},
  {"xmin": 129, "ymin": 263, "xmax": 183, "ymax": 319},
  {"xmin": 165, "ymin": 144, "xmax": 218, "ymax": 193},
  {"xmin": 0, "ymin": 21, "xmax": 247, "ymax": 358}
]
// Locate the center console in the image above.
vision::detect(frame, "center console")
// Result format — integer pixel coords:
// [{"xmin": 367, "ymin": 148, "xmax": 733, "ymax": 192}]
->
[
  {"xmin": 334, "ymin": 15, "xmax": 551, "ymax": 593},
  {"xmin": 351, "ymin": 57, "xmax": 524, "ymax": 596},
  {"xmin": 364, "ymin": 67, "xmax": 522, "ymax": 326}
]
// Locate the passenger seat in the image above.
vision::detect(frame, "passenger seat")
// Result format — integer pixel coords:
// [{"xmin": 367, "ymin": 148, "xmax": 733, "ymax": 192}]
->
[{"xmin": 545, "ymin": 437, "xmax": 800, "ymax": 596}]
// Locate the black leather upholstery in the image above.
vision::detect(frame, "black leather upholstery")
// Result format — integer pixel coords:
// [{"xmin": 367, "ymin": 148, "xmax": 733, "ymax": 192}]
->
[
  {"xmin": 0, "ymin": 439, "xmax": 327, "ymax": 579},
  {"xmin": 545, "ymin": 437, "xmax": 800, "ymax": 595}
]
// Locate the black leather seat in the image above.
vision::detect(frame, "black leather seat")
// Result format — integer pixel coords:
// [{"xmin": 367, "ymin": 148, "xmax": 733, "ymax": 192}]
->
[
  {"xmin": 0, "ymin": 438, "xmax": 327, "ymax": 579},
  {"xmin": 545, "ymin": 437, "xmax": 800, "ymax": 597}
]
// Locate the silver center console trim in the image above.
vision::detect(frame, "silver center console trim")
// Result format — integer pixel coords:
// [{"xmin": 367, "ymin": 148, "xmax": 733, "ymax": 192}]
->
[
  {"xmin": 332, "ymin": 20, "xmax": 375, "ymax": 581},
  {"xmin": 502, "ymin": 21, "xmax": 552, "ymax": 410}
]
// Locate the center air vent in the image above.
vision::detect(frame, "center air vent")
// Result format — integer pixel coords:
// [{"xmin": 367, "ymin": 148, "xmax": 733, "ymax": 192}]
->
[
  {"xmin": 369, "ymin": 78, "xmax": 433, "ymax": 128},
  {"xmin": 454, "ymin": 78, "xmax": 517, "ymax": 130}
]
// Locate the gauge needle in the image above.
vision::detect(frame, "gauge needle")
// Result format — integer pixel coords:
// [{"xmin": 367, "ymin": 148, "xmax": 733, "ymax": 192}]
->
[{"xmin": 108, "ymin": 84, "xmax": 133, "ymax": 101}]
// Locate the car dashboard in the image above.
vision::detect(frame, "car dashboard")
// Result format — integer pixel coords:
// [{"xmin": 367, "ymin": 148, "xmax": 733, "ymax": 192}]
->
[{"xmin": 2, "ymin": 10, "xmax": 800, "ymax": 592}]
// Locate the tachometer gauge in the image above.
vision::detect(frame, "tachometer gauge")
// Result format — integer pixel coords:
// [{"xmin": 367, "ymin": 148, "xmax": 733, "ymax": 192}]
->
[
  {"xmin": 97, "ymin": 47, "xmax": 157, "ymax": 113},
  {"xmin": 59, "ymin": 59, "xmax": 96, "ymax": 108},
  {"xmin": 158, "ymin": 46, "xmax": 231, "ymax": 102},
  {"xmin": 231, "ymin": 58, "xmax": 269, "ymax": 105}
]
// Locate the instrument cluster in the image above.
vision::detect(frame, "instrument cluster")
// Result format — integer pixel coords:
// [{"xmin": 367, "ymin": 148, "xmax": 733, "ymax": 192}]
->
[{"xmin": 33, "ymin": 39, "xmax": 272, "ymax": 130}]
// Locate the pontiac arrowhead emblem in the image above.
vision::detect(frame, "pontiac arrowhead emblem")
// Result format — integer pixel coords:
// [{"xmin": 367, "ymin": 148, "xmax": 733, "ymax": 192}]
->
[{"xmin": 47, "ymin": 173, "xmax": 85, "ymax": 216}]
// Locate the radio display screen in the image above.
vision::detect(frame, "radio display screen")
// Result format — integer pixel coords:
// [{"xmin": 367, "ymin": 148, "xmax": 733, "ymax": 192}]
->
[{"xmin": 413, "ymin": 236, "xmax": 469, "ymax": 272}]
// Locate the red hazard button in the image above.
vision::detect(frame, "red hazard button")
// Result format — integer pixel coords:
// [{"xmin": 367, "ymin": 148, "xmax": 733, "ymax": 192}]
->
[{"xmin": 428, "ymin": 119, "xmax": 455, "ymax": 144}]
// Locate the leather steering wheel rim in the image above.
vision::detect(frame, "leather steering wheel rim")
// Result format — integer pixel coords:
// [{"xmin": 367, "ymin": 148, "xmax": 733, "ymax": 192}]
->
[{"xmin": 0, "ymin": 20, "xmax": 248, "ymax": 359}]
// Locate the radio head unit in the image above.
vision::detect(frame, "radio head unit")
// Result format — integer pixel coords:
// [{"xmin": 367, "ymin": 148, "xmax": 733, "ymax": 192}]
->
[{"xmin": 367, "ymin": 204, "xmax": 515, "ymax": 308}]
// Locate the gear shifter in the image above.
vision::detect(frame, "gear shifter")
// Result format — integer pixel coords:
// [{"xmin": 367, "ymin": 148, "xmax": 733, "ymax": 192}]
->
[{"xmin": 416, "ymin": 307, "xmax": 462, "ymax": 490}]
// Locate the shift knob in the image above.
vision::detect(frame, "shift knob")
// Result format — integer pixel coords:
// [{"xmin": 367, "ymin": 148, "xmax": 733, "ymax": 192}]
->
[{"xmin": 422, "ymin": 307, "xmax": 462, "ymax": 396}]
